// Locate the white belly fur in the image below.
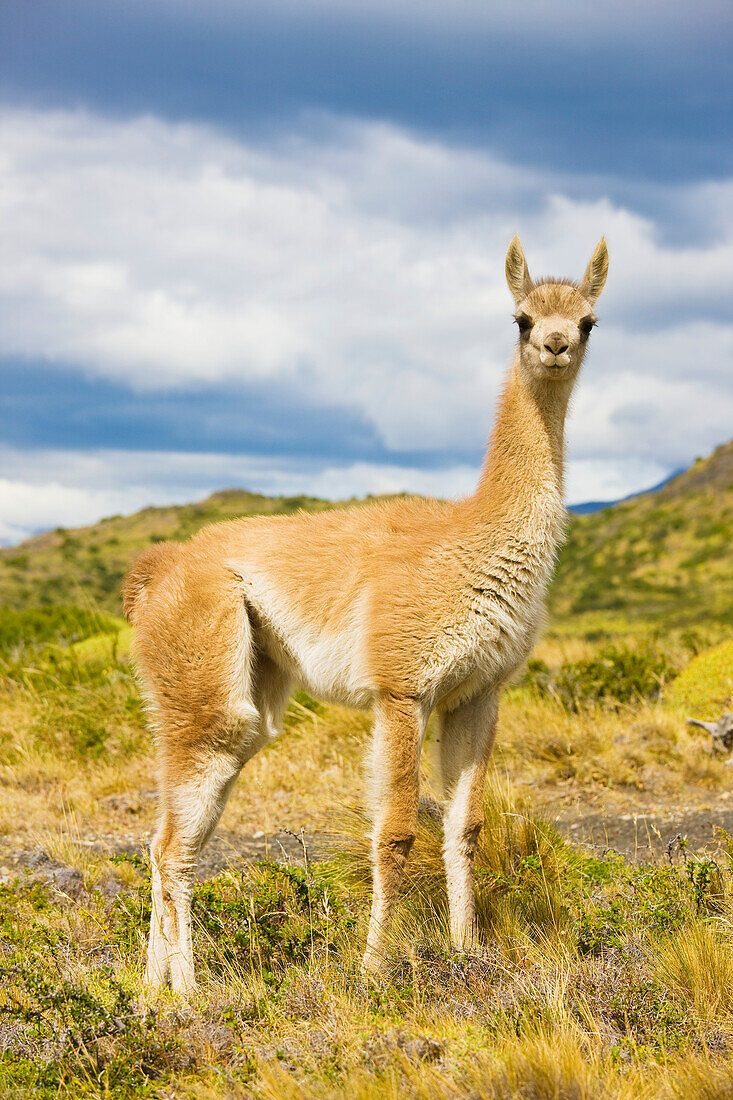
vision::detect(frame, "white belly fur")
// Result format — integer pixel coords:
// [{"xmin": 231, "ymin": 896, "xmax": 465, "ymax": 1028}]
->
[{"xmin": 246, "ymin": 582, "xmax": 372, "ymax": 708}]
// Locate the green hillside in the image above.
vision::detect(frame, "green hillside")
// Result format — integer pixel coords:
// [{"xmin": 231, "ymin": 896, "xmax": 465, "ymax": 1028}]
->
[
  {"xmin": 1, "ymin": 440, "xmax": 731, "ymax": 633},
  {"xmin": 0, "ymin": 489, "xmax": 345, "ymax": 612},
  {"xmin": 549, "ymin": 439, "xmax": 733, "ymax": 634}
]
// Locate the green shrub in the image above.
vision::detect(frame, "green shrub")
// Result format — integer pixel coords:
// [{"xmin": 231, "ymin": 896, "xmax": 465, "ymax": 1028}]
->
[
  {"xmin": 555, "ymin": 645, "xmax": 674, "ymax": 711},
  {"xmin": 0, "ymin": 964, "xmax": 178, "ymax": 1095},
  {"xmin": 280, "ymin": 495, "xmax": 308, "ymax": 513},
  {"xmin": 0, "ymin": 605, "xmax": 120, "ymax": 659},
  {"xmin": 5, "ymin": 553, "xmax": 28, "ymax": 569},
  {"xmin": 519, "ymin": 657, "xmax": 552, "ymax": 695},
  {"xmin": 193, "ymin": 862, "xmax": 355, "ymax": 983}
]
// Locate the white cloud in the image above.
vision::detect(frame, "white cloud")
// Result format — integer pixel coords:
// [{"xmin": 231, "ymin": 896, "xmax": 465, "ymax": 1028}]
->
[
  {"xmin": 564, "ymin": 457, "xmax": 670, "ymax": 506},
  {"xmin": 0, "ymin": 106, "xmax": 731, "ymax": 538},
  {"xmin": 0, "ymin": 477, "xmax": 159, "ymax": 547}
]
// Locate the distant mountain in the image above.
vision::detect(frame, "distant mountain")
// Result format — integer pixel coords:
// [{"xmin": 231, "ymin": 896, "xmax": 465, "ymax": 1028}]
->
[
  {"xmin": 1, "ymin": 441, "xmax": 731, "ymax": 632},
  {"xmin": 568, "ymin": 470, "xmax": 684, "ymax": 515}
]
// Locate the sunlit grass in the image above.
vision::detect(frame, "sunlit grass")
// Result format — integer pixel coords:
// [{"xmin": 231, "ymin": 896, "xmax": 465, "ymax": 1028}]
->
[
  {"xmin": 2, "ymin": 606, "xmax": 733, "ymax": 1094},
  {"xmin": 652, "ymin": 923, "xmax": 733, "ymax": 1023},
  {"xmin": 2, "ymin": 788, "xmax": 733, "ymax": 1097}
]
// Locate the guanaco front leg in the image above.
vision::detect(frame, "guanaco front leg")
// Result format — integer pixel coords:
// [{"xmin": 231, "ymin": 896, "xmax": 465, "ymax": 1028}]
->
[
  {"xmin": 362, "ymin": 695, "xmax": 423, "ymax": 975},
  {"xmin": 440, "ymin": 692, "xmax": 498, "ymax": 951}
]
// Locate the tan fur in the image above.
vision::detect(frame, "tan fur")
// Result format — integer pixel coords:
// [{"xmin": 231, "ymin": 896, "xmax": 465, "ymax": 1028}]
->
[
  {"xmin": 122, "ymin": 541, "xmax": 180, "ymax": 625},
  {"xmin": 126, "ymin": 237, "xmax": 608, "ymax": 990}
]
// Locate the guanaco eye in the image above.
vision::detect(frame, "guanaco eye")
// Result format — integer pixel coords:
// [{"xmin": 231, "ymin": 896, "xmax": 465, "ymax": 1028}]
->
[
  {"xmin": 579, "ymin": 317, "xmax": 596, "ymax": 337},
  {"xmin": 514, "ymin": 314, "xmax": 533, "ymax": 334}
]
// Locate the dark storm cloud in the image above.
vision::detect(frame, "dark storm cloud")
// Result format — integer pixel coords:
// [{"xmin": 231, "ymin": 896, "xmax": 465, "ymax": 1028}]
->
[
  {"xmin": 2, "ymin": 0, "xmax": 731, "ymax": 185},
  {"xmin": 0, "ymin": 357, "xmax": 476, "ymax": 469}
]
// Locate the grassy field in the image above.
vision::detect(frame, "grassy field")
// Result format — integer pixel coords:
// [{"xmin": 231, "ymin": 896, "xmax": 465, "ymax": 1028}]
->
[{"xmin": 1, "ymin": 440, "xmax": 732, "ymax": 1097}]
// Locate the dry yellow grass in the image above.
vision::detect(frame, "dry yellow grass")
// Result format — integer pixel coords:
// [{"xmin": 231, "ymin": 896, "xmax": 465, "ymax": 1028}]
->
[
  {"xmin": 0, "ymin": 675, "xmax": 374, "ymax": 869},
  {"xmin": 1, "ymin": 649, "xmax": 730, "ymax": 877},
  {"xmin": 496, "ymin": 692, "xmax": 728, "ymax": 799},
  {"xmin": 652, "ymin": 924, "xmax": 733, "ymax": 1023}
]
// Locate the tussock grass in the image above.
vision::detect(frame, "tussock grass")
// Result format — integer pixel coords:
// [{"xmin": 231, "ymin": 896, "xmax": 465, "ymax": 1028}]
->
[
  {"xmin": 459, "ymin": 1025, "xmax": 636, "ymax": 1100},
  {"xmin": 661, "ymin": 1059, "xmax": 733, "ymax": 1100},
  {"xmin": 2, "ymin": 817, "xmax": 733, "ymax": 1097},
  {"xmin": 652, "ymin": 924, "xmax": 733, "ymax": 1022},
  {"xmin": 322, "ymin": 780, "xmax": 574, "ymax": 959}
]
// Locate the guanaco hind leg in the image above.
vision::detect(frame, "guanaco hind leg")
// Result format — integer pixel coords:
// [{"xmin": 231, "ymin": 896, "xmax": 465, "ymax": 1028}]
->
[
  {"xmin": 145, "ymin": 661, "xmax": 292, "ymax": 993},
  {"xmin": 146, "ymin": 745, "xmax": 249, "ymax": 992}
]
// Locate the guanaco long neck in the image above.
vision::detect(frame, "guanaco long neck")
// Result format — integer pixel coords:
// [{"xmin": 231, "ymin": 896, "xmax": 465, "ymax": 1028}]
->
[{"xmin": 469, "ymin": 355, "xmax": 573, "ymax": 528}]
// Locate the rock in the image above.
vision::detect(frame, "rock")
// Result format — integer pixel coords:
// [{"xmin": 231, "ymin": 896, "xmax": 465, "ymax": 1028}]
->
[
  {"xmin": 100, "ymin": 789, "xmax": 157, "ymax": 814},
  {"xmin": 25, "ymin": 847, "xmax": 51, "ymax": 869},
  {"xmin": 48, "ymin": 866, "xmax": 85, "ymax": 898}
]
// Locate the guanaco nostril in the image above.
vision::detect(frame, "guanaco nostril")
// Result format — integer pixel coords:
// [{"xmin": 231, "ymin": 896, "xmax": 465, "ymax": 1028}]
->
[{"xmin": 544, "ymin": 332, "xmax": 569, "ymax": 355}]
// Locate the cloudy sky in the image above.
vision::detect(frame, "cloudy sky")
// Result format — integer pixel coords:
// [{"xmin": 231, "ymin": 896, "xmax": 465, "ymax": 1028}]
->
[{"xmin": 1, "ymin": 0, "xmax": 731, "ymax": 544}]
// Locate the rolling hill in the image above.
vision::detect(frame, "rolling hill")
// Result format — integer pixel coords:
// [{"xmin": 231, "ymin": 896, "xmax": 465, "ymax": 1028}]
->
[
  {"xmin": 549, "ymin": 439, "xmax": 733, "ymax": 633},
  {"xmin": 1, "ymin": 440, "xmax": 731, "ymax": 634},
  {"xmin": 0, "ymin": 489, "xmax": 346, "ymax": 613}
]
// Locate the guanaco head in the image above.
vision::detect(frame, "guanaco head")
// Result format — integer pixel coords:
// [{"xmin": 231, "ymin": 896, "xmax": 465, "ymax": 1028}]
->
[{"xmin": 505, "ymin": 237, "xmax": 609, "ymax": 383}]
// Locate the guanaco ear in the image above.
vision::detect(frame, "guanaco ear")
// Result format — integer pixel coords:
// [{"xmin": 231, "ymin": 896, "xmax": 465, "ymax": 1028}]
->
[
  {"xmin": 579, "ymin": 238, "xmax": 609, "ymax": 303},
  {"xmin": 505, "ymin": 236, "xmax": 533, "ymax": 303}
]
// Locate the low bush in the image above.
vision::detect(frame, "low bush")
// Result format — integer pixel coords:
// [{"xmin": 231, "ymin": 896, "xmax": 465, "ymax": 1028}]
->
[
  {"xmin": 519, "ymin": 657, "xmax": 553, "ymax": 695},
  {"xmin": 519, "ymin": 644, "xmax": 677, "ymax": 711},
  {"xmin": 193, "ymin": 862, "xmax": 355, "ymax": 983},
  {"xmin": 0, "ymin": 605, "xmax": 121, "ymax": 659},
  {"xmin": 555, "ymin": 645, "xmax": 675, "ymax": 711}
]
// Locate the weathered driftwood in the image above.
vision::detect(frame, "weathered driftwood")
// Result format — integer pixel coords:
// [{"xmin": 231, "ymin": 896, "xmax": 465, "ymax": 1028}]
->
[{"xmin": 687, "ymin": 713, "xmax": 733, "ymax": 752}]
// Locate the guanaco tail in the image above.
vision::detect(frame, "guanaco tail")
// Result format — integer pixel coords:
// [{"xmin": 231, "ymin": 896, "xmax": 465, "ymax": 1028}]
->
[{"xmin": 123, "ymin": 236, "xmax": 609, "ymax": 991}]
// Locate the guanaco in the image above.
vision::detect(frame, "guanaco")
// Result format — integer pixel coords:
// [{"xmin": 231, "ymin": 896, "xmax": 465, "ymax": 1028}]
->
[{"xmin": 124, "ymin": 236, "xmax": 609, "ymax": 991}]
